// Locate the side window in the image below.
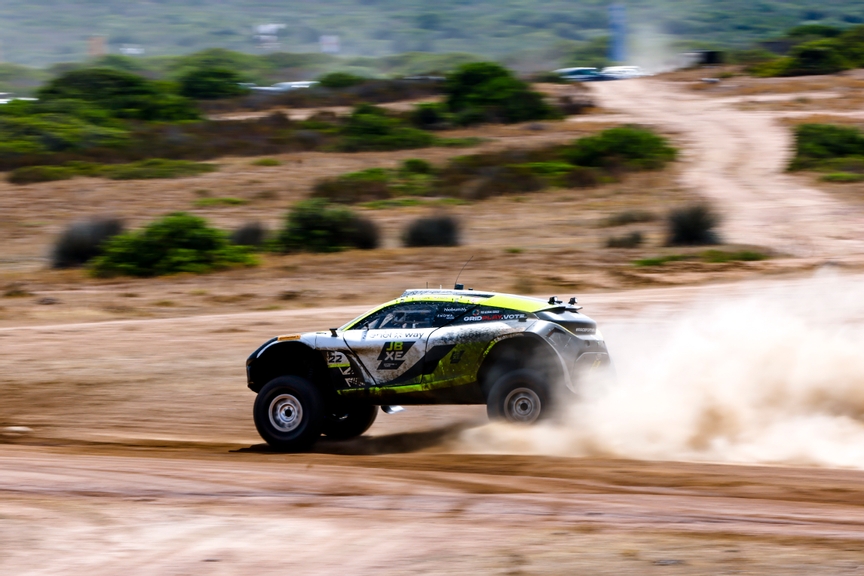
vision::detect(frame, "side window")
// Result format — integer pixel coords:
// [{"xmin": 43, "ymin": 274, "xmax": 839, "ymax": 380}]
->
[{"xmin": 365, "ymin": 303, "xmax": 441, "ymax": 330}]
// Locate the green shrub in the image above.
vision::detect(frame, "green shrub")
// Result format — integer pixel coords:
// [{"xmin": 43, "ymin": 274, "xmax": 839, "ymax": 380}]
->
[
  {"xmin": 605, "ymin": 231, "xmax": 644, "ymax": 249},
  {"xmin": 402, "ymin": 158, "xmax": 434, "ymax": 174},
  {"xmin": 0, "ymin": 104, "xmax": 130, "ymax": 156},
  {"xmin": 38, "ymin": 68, "xmax": 199, "ymax": 121},
  {"xmin": 178, "ymin": 66, "xmax": 247, "ymax": 100},
  {"xmin": 564, "ymin": 126, "xmax": 678, "ymax": 170},
  {"xmin": 403, "ymin": 215, "xmax": 460, "ymax": 247},
  {"xmin": 252, "ymin": 158, "xmax": 281, "ymax": 166},
  {"xmin": 444, "ymin": 62, "xmax": 556, "ymax": 124},
  {"xmin": 339, "ymin": 104, "xmax": 436, "ymax": 152},
  {"xmin": 782, "ymin": 39, "xmax": 851, "ymax": 76},
  {"xmin": 312, "ymin": 168, "xmax": 392, "ymax": 203},
  {"xmin": 90, "ymin": 212, "xmax": 256, "ymax": 277},
  {"xmin": 277, "ymin": 199, "xmax": 379, "ymax": 252},
  {"xmin": 230, "ymin": 221, "xmax": 268, "ymax": 247},
  {"xmin": 634, "ymin": 254, "xmax": 694, "ymax": 267},
  {"xmin": 102, "ymin": 159, "xmax": 217, "ymax": 180},
  {"xmin": 791, "ymin": 124, "xmax": 864, "ymax": 170},
  {"xmin": 701, "ymin": 249, "xmax": 768, "ymax": 263},
  {"xmin": 194, "ymin": 197, "xmax": 247, "ymax": 207},
  {"xmin": 8, "ymin": 159, "xmax": 216, "ymax": 184},
  {"xmin": 8, "ymin": 165, "xmax": 77, "ymax": 184},
  {"xmin": 602, "ymin": 210, "xmax": 657, "ymax": 227},
  {"xmin": 409, "ymin": 102, "xmax": 451, "ymax": 130},
  {"xmin": 666, "ymin": 204, "xmax": 721, "ymax": 246},
  {"xmin": 821, "ymin": 172, "xmax": 864, "ymax": 182},
  {"xmin": 52, "ymin": 217, "xmax": 124, "ymax": 268},
  {"xmin": 318, "ymin": 72, "xmax": 367, "ymax": 89}
]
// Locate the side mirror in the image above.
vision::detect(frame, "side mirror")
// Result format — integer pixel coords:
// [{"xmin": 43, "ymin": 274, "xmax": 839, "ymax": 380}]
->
[{"xmin": 329, "ymin": 328, "xmax": 338, "ymax": 337}]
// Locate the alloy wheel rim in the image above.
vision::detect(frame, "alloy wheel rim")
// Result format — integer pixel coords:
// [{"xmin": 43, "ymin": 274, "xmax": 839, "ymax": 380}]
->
[
  {"xmin": 503, "ymin": 387, "xmax": 542, "ymax": 424},
  {"xmin": 269, "ymin": 393, "xmax": 304, "ymax": 432}
]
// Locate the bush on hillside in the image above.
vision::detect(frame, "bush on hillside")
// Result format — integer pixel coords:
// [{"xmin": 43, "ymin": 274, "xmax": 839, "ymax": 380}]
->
[
  {"xmin": 179, "ymin": 66, "xmax": 248, "ymax": 100},
  {"xmin": 409, "ymin": 102, "xmax": 451, "ymax": 130},
  {"xmin": 318, "ymin": 72, "xmax": 367, "ymax": 89},
  {"xmin": 7, "ymin": 159, "xmax": 217, "ymax": 184},
  {"xmin": 230, "ymin": 221, "xmax": 268, "ymax": 247},
  {"xmin": 38, "ymin": 68, "xmax": 199, "ymax": 121},
  {"xmin": 403, "ymin": 215, "xmax": 460, "ymax": 247},
  {"xmin": 563, "ymin": 125, "xmax": 678, "ymax": 170},
  {"xmin": 338, "ymin": 104, "xmax": 435, "ymax": 151},
  {"xmin": 102, "ymin": 158, "xmax": 218, "ymax": 180},
  {"xmin": 90, "ymin": 212, "xmax": 255, "ymax": 277},
  {"xmin": 666, "ymin": 204, "xmax": 721, "ymax": 246},
  {"xmin": 781, "ymin": 39, "xmax": 851, "ymax": 76},
  {"xmin": 276, "ymin": 199, "xmax": 379, "ymax": 252},
  {"xmin": 402, "ymin": 158, "xmax": 433, "ymax": 174},
  {"xmin": 8, "ymin": 165, "xmax": 78, "ymax": 184},
  {"xmin": 790, "ymin": 123, "xmax": 864, "ymax": 170},
  {"xmin": 51, "ymin": 217, "xmax": 124, "ymax": 268},
  {"xmin": 311, "ymin": 168, "xmax": 392, "ymax": 203},
  {"xmin": 444, "ymin": 62, "xmax": 557, "ymax": 124}
]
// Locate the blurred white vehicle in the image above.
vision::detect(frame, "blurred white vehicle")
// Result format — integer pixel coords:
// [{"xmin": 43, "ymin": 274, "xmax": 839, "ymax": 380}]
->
[
  {"xmin": 553, "ymin": 67, "xmax": 607, "ymax": 82},
  {"xmin": 600, "ymin": 66, "xmax": 650, "ymax": 79},
  {"xmin": 251, "ymin": 81, "xmax": 319, "ymax": 93}
]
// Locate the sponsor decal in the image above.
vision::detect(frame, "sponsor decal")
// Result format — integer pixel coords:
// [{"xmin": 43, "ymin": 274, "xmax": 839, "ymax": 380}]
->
[
  {"xmin": 463, "ymin": 312, "xmax": 526, "ymax": 322},
  {"xmin": 376, "ymin": 341, "xmax": 416, "ymax": 370}
]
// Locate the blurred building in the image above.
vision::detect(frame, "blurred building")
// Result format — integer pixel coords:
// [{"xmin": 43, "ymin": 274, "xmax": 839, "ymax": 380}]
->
[
  {"xmin": 320, "ymin": 35, "xmax": 340, "ymax": 54},
  {"xmin": 88, "ymin": 36, "xmax": 106, "ymax": 58}
]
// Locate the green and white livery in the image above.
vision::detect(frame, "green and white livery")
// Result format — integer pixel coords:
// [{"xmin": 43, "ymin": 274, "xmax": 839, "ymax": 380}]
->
[{"xmin": 245, "ymin": 288, "xmax": 611, "ymax": 451}]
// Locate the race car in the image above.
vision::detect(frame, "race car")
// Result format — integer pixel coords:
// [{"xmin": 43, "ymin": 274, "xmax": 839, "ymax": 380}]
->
[{"xmin": 245, "ymin": 287, "xmax": 611, "ymax": 451}]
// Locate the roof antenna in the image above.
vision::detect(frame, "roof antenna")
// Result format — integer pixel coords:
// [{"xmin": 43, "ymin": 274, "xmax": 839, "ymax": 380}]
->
[{"xmin": 454, "ymin": 255, "xmax": 473, "ymax": 290}]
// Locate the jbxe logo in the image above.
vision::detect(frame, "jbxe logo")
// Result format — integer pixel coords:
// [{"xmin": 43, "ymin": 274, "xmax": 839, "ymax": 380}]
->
[{"xmin": 377, "ymin": 341, "xmax": 415, "ymax": 370}]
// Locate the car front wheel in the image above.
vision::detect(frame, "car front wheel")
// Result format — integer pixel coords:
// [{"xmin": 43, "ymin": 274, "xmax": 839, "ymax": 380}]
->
[{"xmin": 253, "ymin": 375, "xmax": 324, "ymax": 451}]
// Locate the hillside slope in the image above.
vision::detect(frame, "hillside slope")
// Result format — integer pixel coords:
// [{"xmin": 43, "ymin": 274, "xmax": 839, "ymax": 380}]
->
[{"xmin": 3, "ymin": 0, "xmax": 864, "ymax": 66}]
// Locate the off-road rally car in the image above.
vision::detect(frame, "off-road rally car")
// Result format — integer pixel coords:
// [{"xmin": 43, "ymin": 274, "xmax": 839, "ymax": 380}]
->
[{"xmin": 246, "ymin": 287, "xmax": 611, "ymax": 451}]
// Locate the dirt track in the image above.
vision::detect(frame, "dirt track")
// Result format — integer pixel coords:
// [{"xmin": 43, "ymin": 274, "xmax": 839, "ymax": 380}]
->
[
  {"xmin": 5, "ymin": 278, "xmax": 864, "ymax": 574},
  {"xmin": 5, "ymin": 81, "xmax": 864, "ymax": 574},
  {"xmin": 592, "ymin": 79, "xmax": 864, "ymax": 257}
]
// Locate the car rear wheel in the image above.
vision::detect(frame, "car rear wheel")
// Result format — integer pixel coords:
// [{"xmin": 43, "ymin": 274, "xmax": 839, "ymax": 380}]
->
[
  {"xmin": 254, "ymin": 376, "xmax": 324, "ymax": 451},
  {"xmin": 322, "ymin": 404, "xmax": 378, "ymax": 440},
  {"xmin": 486, "ymin": 369, "xmax": 551, "ymax": 424}
]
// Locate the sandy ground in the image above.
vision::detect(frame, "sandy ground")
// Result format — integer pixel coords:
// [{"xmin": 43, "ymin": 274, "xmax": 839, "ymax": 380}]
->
[
  {"xmin": 5, "ymin": 79, "xmax": 864, "ymax": 574},
  {"xmin": 4, "ymin": 278, "xmax": 864, "ymax": 574}
]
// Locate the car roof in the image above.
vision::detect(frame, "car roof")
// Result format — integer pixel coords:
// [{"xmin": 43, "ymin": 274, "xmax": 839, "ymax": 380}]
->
[
  {"xmin": 339, "ymin": 289, "xmax": 577, "ymax": 329},
  {"xmin": 398, "ymin": 289, "xmax": 559, "ymax": 313}
]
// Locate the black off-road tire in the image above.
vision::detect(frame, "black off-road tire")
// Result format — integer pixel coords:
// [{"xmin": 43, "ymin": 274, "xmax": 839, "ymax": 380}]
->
[
  {"xmin": 253, "ymin": 376, "xmax": 324, "ymax": 451},
  {"xmin": 322, "ymin": 404, "xmax": 378, "ymax": 440},
  {"xmin": 486, "ymin": 369, "xmax": 552, "ymax": 424}
]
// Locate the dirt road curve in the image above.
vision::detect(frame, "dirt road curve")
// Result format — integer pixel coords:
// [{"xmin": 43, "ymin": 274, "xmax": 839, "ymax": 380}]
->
[{"xmin": 592, "ymin": 80, "xmax": 864, "ymax": 257}]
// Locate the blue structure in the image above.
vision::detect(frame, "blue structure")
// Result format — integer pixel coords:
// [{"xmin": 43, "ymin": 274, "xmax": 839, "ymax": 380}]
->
[{"xmin": 608, "ymin": 3, "xmax": 627, "ymax": 63}]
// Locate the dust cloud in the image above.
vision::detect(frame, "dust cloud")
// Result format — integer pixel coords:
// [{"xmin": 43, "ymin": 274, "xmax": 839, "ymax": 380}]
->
[{"xmin": 459, "ymin": 273, "xmax": 864, "ymax": 468}]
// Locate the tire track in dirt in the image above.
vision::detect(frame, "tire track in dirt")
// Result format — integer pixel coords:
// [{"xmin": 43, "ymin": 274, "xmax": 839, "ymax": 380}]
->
[{"xmin": 592, "ymin": 79, "xmax": 864, "ymax": 257}]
